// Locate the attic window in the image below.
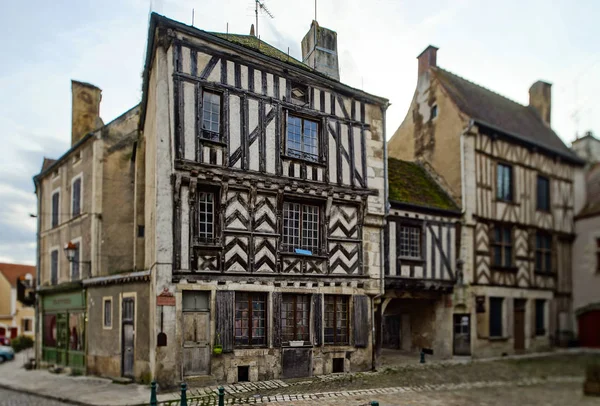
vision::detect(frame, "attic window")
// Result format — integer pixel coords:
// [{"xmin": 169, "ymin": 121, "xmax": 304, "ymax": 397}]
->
[
  {"xmin": 431, "ymin": 105, "xmax": 438, "ymax": 120},
  {"xmin": 290, "ymin": 82, "xmax": 308, "ymax": 105}
]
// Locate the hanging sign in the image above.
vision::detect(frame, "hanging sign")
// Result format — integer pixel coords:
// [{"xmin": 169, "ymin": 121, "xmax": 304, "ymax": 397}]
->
[{"xmin": 157, "ymin": 288, "xmax": 175, "ymax": 306}]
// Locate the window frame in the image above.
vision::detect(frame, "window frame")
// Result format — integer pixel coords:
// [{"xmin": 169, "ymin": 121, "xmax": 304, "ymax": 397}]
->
[
  {"xmin": 70, "ymin": 237, "xmax": 82, "ymax": 281},
  {"xmin": 281, "ymin": 294, "xmax": 311, "ymax": 344},
  {"xmin": 285, "ymin": 112, "xmax": 321, "ymax": 163},
  {"xmin": 491, "ymin": 225, "xmax": 514, "ymax": 269},
  {"xmin": 536, "ymin": 175, "xmax": 550, "ymax": 212},
  {"xmin": 193, "ymin": 186, "xmax": 221, "ymax": 246},
  {"xmin": 489, "ymin": 297, "xmax": 504, "ymax": 338},
  {"xmin": 103, "ymin": 297, "xmax": 113, "ymax": 330},
  {"xmin": 398, "ymin": 224, "xmax": 423, "ymax": 260},
  {"xmin": 199, "ymin": 90, "xmax": 223, "ymax": 142},
  {"xmin": 535, "ymin": 299, "xmax": 545, "ymax": 336},
  {"xmin": 281, "ymin": 200, "xmax": 322, "ymax": 255},
  {"xmin": 51, "ymin": 188, "xmax": 60, "ymax": 228},
  {"xmin": 496, "ymin": 163, "xmax": 514, "ymax": 202},
  {"xmin": 324, "ymin": 295, "xmax": 350, "ymax": 346},
  {"xmin": 21, "ymin": 317, "xmax": 33, "ymax": 334},
  {"xmin": 535, "ymin": 232, "xmax": 553, "ymax": 274},
  {"xmin": 71, "ymin": 173, "xmax": 83, "ymax": 218},
  {"xmin": 234, "ymin": 292, "xmax": 267, "ymax": 348}
]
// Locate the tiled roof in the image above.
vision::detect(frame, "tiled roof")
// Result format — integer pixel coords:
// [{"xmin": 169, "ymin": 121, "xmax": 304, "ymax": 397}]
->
[
  {"xmin": 0, "ymin": 263, "xmax": 35, "ymax": 288},
  {"xmin": 433, "ymin": 67, "xmax": 581, "ymax": 163},
  {"xmin": 388, "ymin": 158, "xmax": 459, "ymax": 212}
]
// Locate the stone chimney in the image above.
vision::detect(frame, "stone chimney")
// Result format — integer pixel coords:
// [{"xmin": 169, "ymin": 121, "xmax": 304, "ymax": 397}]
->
[
  {"xmin": 301, "ymin": 21, "xmax": 339, "ymax": 81},
  {"xmin": 417, "ymin": 45, "xmax": 439, "ymax": 77},
  {"xmin": 71, "ymin": 80, "xmax": 103, "ymax": 146},
  {"xmin": 529, "ymin": 80, "xmax": 552, "ymax": 125}
]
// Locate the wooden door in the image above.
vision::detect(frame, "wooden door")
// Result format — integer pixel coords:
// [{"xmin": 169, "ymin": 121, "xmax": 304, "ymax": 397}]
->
[
  {"xmin": 514, "ymin": 299, "xmax": 526, "ymax": 351},
  {"xmin": 578, "ymin": 311, "xmax": 600, "ymax": 348},
  {"xmin": 382, "ymin": 315, "xmax": 400, "ymax": 349},
  {"xmin": 121, "ymin": 298, "xmax": 135, "ymax": 378},
  {"xmin": 183, "ymin": 311, "xmax": 211, "ymax": 376},
  {"xmin": 453, "ymin": 314, "xmax": 471, "ymax": 355}
]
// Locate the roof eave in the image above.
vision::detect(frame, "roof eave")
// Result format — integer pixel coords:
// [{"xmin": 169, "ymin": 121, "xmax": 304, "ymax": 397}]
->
[{"xmin": 389, "ymin": 200, "xmax": 462, "ymax": 217}]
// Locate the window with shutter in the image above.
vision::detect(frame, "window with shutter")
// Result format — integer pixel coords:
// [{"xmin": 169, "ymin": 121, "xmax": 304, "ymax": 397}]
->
[
  {"xmin": 536, "ymin": 175, "xmax": 550, "ymax": 211},
  {"xmin": 489, "ymin": 297, "xmax": 503, "ymax": 338},
  {"xmin": 51, "ymin": 191, "xmax": 60, "ymax": 227},
  {"xmin": 50, "ymin": 250, "xmax": 59, "ymax": 285},
  {"xmin": 72, "ymin": 177, "xmax": 82, "ymax": 217}
]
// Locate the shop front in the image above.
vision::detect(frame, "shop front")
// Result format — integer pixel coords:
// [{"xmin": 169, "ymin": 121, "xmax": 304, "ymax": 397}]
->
[{"xmin": 41, "ymin": 289, "xmax": 86, "ymax": 372}]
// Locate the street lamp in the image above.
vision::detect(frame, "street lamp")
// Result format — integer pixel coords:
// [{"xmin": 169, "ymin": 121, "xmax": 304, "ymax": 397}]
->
[{"xmin": 64, "ymin": 241, "xmax": 91, "ymax": 279}]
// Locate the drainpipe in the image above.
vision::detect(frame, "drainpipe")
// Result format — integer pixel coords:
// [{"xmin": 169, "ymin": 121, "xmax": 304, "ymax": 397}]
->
[
  {"xmin": 34, "ymin": 179, "xmax": 41, "ymax": 366},
  {"xmin": 460, "ymin": 119, "xmax": 475, "ymax": 215}
]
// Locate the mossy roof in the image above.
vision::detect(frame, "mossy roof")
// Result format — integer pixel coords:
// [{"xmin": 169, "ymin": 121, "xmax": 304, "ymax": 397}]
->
[
  {"xmin": 388, "ymin": 158, "xmax": 459, "ymax": 212},
  {"xmin": 209, "ymin": 33, "xmax": 308, "ymax": 70}
]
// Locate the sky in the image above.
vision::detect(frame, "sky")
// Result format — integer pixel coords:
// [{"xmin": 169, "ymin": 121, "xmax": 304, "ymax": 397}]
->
[{"xmin": 0, "ymin": 0, "xmax": 599, "ymax": 265}]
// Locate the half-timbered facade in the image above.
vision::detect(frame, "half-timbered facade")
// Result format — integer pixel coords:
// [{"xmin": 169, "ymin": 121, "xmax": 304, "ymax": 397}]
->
[
  {"xmin": 388, "ymin": 45, "xmax": 586, "ymax": 357},
  {"xmin": 140, "ymin": 14, "xmax": 387, "ymax": 386},
  {"xmin": 381, "ymin": 158, "xmax": 461, "ymax": 359}
]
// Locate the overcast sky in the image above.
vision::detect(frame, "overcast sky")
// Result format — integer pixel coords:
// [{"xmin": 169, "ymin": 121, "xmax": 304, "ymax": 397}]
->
[{"xmin": 1, "ymin": 0, "xmax": 598, "ymax": 265}]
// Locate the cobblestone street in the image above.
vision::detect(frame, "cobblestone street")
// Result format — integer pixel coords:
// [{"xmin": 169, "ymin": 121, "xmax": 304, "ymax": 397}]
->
[{"xmin": 0, "ymin": 388, "xmax": 70, "ymax": 406}]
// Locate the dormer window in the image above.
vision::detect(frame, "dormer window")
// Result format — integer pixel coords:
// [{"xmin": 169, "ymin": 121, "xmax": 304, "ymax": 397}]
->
[
  {"xmin": 431, "ymin": 104, "xmax": 438, "ymax": 119},
  {"xmin": 201, "ymin": 91, "xmax": 222, "ymax": 142},
  {"xmin": 290, "ymin": 82, "xmax": 308, "ymax": 105}
]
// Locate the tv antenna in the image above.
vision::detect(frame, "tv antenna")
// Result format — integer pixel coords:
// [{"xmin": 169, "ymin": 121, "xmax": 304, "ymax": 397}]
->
[{"xmin": 255, "ymin": 0, "xmax": 274, "ymax": 38}]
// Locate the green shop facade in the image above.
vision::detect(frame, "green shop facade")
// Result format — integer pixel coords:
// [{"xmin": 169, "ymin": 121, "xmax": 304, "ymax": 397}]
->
[{"xmin": 40, "ymin": 286, "xmax": 86, "ymax": 371}]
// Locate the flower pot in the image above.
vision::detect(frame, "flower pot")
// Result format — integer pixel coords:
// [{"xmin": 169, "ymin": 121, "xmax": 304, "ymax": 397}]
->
[
  {"xmin": 584, "ymin": 381, "xmax": 600, "ymax": 396},
  {"xmin": 289, "ymin": 340, "xmax": 304, "ymax": 347},
  {"xmin": 213, "ymin": 346, "xmax": 223, "ymax": 355}
]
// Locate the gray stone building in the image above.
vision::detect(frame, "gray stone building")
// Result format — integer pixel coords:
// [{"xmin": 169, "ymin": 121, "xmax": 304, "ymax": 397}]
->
[{"xmin": 139, "ymin": 14, "xmax": 388, "ymax": 386}]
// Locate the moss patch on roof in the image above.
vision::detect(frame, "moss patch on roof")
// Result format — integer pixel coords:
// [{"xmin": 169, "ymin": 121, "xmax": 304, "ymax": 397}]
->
[
  {"xmin": 388, "ymin": 158, "xmax": 459, "ymax": 212},
  {"xmin": 209, "ymin": 33, "xmax": 308, "ymax": 69}
]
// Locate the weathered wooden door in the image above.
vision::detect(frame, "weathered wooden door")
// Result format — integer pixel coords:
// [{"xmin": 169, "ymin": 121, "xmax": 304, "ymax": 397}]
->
[
  {"xmin": 453, "ymin": 314, "xmax": 471, "ymax": 355},
  {"xmin": 122, "ymin": 298, "xmax": 135, "ymax": 378},
  {"xmin": 183, "ymin": 291, "xmax": 211, "ymax": 376},
  {"xmin": 382, "ymin": 315, "xmax": 400, "ymax": 349},
  {"xmin": 514, "ymin": 299, "xmax": 526, "ymax": 351}
]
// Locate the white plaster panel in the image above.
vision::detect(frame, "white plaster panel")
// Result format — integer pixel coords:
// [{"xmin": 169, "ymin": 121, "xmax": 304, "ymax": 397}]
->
[
  {"xmin": 227, "ymin": 61, "xmax": 235, "ymax": 86},
  {"xmin": 328, "ymin": 128, "xmax": 337, "ymax": 182},
  {"xmin": 353, "ymin": 126, "xmax": 362, "ymax": 186},
  {"xmin": 389, "ymin": 221, "xmax": 397, "ymax": 276},
  {"xmin": 279, "ymin": 77, "xmax": 286, "ymax": 100},
  {"xmin": 400, "ymin": 265, "xmax": 410, "ymax": 277},
  {"xmin": 216, "ymin": 149, "xmax": 223, "ymax": 166},
  {"xmin": 266, "ymin": 73, "xmax": 274, "ymax": 97},
  {"xmin": 181, "ymin": 46, "xmax": 191, "ymax": 74},
  {"xmin": 203, "ymin": 146, "xmax": 210, "ymax": 163},
  {"xmin": 282, "ymin": 161, "xmax": 289, "ymax": 177},
  {"xmin": 249, "ymin": 142, "xmax": 259, "ymax": 172},
  {"xmin": 324, "ymin": 91, "xmax": 331, "ymax": 114},
  {"xmin": 426, "ymin": 227, "xmax": 433, "ymax": 278},
  {"xmin": 317, "ymin": 167, "xmax": 323, "ymax": 181},
  {"xmin": 254, "ymin": 70, "xmax": 262, "ymax": 95},
  {"xmin": 414, "ymin": 266, "xmax": 424, "ymax": 278},
  {"xmin": 207, "ymin": 59, "xmax": 221, "ymax": 83},
  {"xmin": 181, "ymin": 186, "xmax": 190, "ymax": 270},
  {"xmin": 313, "ymin": 89, "xmax": 320, "ymax": 111},
  {"xmin": 196, "ymin": 52, "xmax": 212, "ymax": 77},
  {"xmin": 340, "ymin": 123, "xmax": 350, "ymax": 185},
  {"xmin": 229, "ymin": 95, "xmax": 241, "ymax": 169},
  {"xmin": 240, "ymin": 65, "xmax": 249, "ymax": 90},
  {"xmin": 183, "ymin": 82, "xmax": 196, "ymax": 160},
  {"xmin": 265, "ymin": 117, "xmax": 276, "ymax": 174}
]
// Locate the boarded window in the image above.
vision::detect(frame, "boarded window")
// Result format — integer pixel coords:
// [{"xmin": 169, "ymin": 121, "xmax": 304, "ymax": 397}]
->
[
  {"xmin": 535, "ymin": 233, "xmax": 552, "ymax": 273},
  {"xmin": 52, "ymin": 191, "xmax": 60, "ymax": 227},
  {"xmin": 398, "ymin": 225, "xmax": 421, "ymax": 259},
  {"xmin": 489, "ymin": 297, "xmax": 503, "ymax": 338},
  {"xmin": 235, "ymin": 292, "xmax": 267, "ymax": 347},
  {"xmin": 50, "ymin": 250, "xmax": 58, "ymax": 285},
  {"xmin": 535, "ymin": 299, "xmax": 545, "ymax": 336},
  {"xmin": 492, "ymin": 226, "xmax": 513, "ymax": 267},
  {"xmin": 201, "ymin": 91, "xmax": 221, "ymax": 141},
  {"xmin": 496, "ymin": 163, "xmax": 513, "ymax": 201},
  {"xmin": 536, "ymin": 175, "xmax": 550, "ymax": 211},
  {"xmin": 216, "ymin": 291, "xmax": 234, "ymax": 352},
  {"xmin": 353, "ymin": 295, "xmax": 369, "ymax": 348},
  {"xmin": 103, "ymin": 298, "xmax": 112, "ymax": 328},
  {"xmin": 282, "ymin": 202, "xmax": 319, "ymax": 254},
  {"xmin": 286, "ymin": 115, "xmax": 319, "ymax": 162},
  {"xmin": 324, "ymin": 295, "xmax": 349, "ymax": 345},
  {"xmin": 72, "ymin": 177, "xmax": 81, "ymax": 217}
]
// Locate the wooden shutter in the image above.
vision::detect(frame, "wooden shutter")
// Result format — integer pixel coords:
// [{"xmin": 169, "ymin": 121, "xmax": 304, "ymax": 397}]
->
[
  {"xmin": 312, "ymin": 293, "xmax": 322, "ymax": 346},
  {"xmin": 216, "ymin": 291, "xmax": 234, "ymax": 352},
  {"xmin": 353, "ymin": 295, "xmax": 369, "ymax": 348},
  {"xmin": 72, "ymin": 178, "xmax": 81, "ymax": 216},
  {"xmin": 272, "ymin": 292, "xmax": 282, "ymax": 347}
]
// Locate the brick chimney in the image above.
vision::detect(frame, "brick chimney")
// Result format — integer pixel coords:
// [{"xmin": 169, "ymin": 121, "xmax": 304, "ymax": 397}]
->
[
  {"xmin": 301, "ymin": 21, "xmax": 340, "ymax": 81},
  {"xmin": 71, "ymin": 80, "xmax": 103, "ymax": 146},
  {"xmin": 529, "ymin": 80, "xmax": 552, "ymax": 125},
  {"xmin": 417, "ymin": 45, "xmax": 439, "ymax": 77}
]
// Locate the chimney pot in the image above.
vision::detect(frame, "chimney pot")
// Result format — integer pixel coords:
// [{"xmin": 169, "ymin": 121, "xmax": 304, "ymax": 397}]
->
[
  {"xmin": 71, "ymin": 80, "xmax": 103, "ymax": 146},
  {"xmin": 529, "ymin": 80, "xmax": 552, "ymax": 125},
  {"xmin": 417, "ymin": 45, "xmax": 439, "ymax": 77}
]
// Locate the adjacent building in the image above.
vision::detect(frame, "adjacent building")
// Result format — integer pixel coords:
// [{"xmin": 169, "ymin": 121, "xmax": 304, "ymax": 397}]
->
[
  {"xmin": 139, "ymin": 14, "xmax": 388, "ymax": 385},
  {"xmin": 0, "ymin": 263, "xmax": 35, "ymax": 340},
  {"xmin": 388, "ymin": 46, "xmax": 586, "ymax": 357},
  {"xmin": 572, "ymin": 131, "xmax": 600, "ymax": 167}
]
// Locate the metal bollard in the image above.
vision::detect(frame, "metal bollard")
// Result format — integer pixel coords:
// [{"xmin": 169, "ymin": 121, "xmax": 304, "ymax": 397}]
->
[
  {"xmin": 150, "ymin": 381, "xmax": 157, "ymax": 406},
  {"xmin": 370, "ymin": 402, "xmax": 380, "ymax": 406},
  {"xmin": 218, "ymin": 386, "xmax": 225, "ymax": 406},
  {"xmin": 420, "ymin": 350, "xmax": 425, "ymax": 363},
  {"xmin": 180, "ymin": 382, "xmax": 188, "ymax": 406}
]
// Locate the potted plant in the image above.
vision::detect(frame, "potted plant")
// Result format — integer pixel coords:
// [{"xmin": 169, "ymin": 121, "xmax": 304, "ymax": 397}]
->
[
  {"xmin": 289, "ymin": 330, "xmax": 304, "ymax": 347},
  {"xmin": 584, "ymin": 362, "xmax": 600, "ymax": 396},
  {"xmin": 213, "ymin": 333, "xmax": 223, "ymax": 355}
]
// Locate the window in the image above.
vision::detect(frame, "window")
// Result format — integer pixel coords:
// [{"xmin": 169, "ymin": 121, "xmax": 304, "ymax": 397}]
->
[
  {"xmin": 596, "ymin": 238, "xmax": 600, "ymax": 273},
  {"xmin": 492, "ymin": 226, "xmax": 513, "ymax": 268},
  {"xmin": 324, "ymin": 295, "xmax": 349, "ymax": 345},
  {"xmin": 489, "ymin": 297, "xmax": 503, "ymax": 338},
  {"xmin": 281, "ymin": 294, "xmax": 310, "ymax": 343},
  {"xmin": 50, "ymin": 249, "xmax": 59, "ymax": 285},
  {"xmin": 201, "ymin": 91, "xmax": 221, "ymax": 141},
  {"xmin": 22, "ymin": 318, "xmax": 32, "ymax": 334},
  {"xmin": 290, "ymin": 82, "xmax": 308, "ymax": 105},
  {"xmin": 535, "ymin": 299, "xmax": 545, "ymax": 336},
  {"xmin": 235, "ymin": 292, "xmax": 267, "ymax": 346},
  {"xmin": 137, "ymin": 225, "xmax": 145, "ymax": 238},
  {"xmin": 398, "ymin": 225, "xmax": 422, "ymax": 259},
  {"xmin": 496, "ymin": 163, "xmax": 513, "ymax": 201},
  {"xmin": 198, "ymin": 192, "xmax": 215, "ymax": 242},
  {"xmin": 535, "ymin": 233, "xmax": 552, "ymax": 273},
  {"xmin": 431, "ymin": 104, "xmax": 438, "ymax": 119},
  {"xmin": 282, "ymin": 202, "xmax": 319, "ymax": 254},
  {"xmin": 70, "ymin": 241, "xmax": 80, "ymax": 280},
  {"xmin": 103, "ymin": 298, "xmax": 112, "ymax": 329},
  {"xmin": 536, "ymin": 175, "xmax": 550, "ymax": 211},
  {"xmin": 51, "ymin": 191, "xmax": 60, "ymax": 227},
  {"xmin": 286, "ymin": 115, "xmax": 319, "ymax": 162},
  {"xmin": 72, "ymin": 176, "xmax": 82, "ymax": 217}
]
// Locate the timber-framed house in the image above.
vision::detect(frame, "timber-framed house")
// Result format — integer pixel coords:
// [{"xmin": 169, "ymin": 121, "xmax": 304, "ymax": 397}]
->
[
  {"xmin": 388, "ymin": 45, "xmax": 586, "ymax": 358},
  {"xmin": 139, "ymin": 14, "xmax": 388, "ymax": 385}
]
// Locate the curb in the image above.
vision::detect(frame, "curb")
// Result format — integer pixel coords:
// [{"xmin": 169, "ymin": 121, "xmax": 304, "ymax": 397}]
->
[{"xmin": 0, "ymin": 382, "xmax": 93, "ymax": 406}]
